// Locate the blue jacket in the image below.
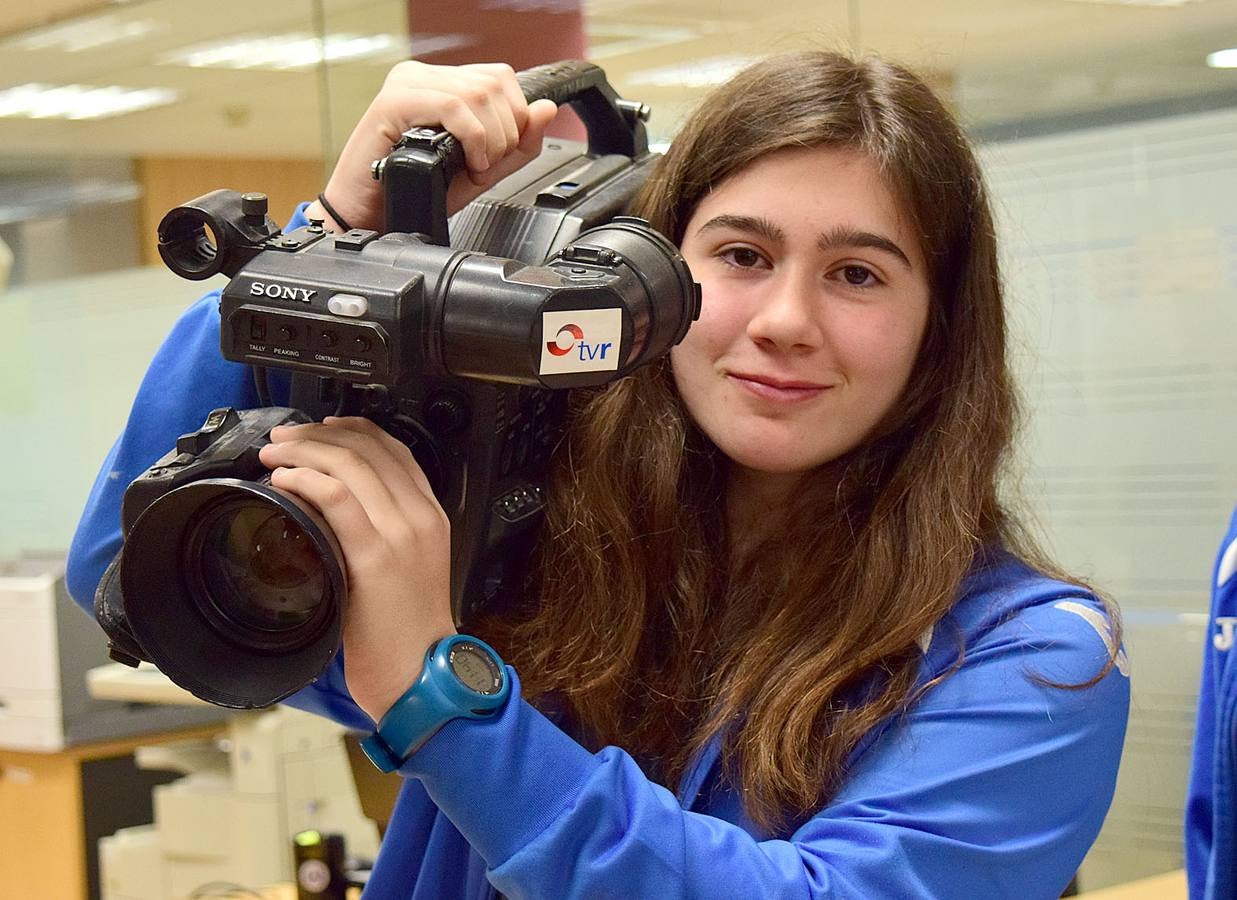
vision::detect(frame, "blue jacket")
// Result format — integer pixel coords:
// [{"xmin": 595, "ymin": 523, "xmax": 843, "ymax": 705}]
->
[
  {"xmin": 1187, "ymin": 506, "xmax": 1237, "ymax": 899},
  {"xmin": 67, "ymin": 205, "xmax": 1130, "ymax": 900}
]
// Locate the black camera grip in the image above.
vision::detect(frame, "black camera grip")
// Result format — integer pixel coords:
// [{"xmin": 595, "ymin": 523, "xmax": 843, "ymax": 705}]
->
[
  {"xmin": 384, "ymin": 60, "xmax": 645, "ymax": 239},
  {"xmin": 517, "ymin": 59, "xmax": 645, "ymax": 158},
  {"xmin": 432, "ymin": 61, "xmax": 640, "ymax": 164},
  {"xmin": 516, "ymin": 60, "xmax": 607, "ymax": 107}
]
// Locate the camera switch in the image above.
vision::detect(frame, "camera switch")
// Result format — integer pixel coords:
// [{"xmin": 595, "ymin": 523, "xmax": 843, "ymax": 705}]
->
[
  {"xmin": 175, "ymin": 407, "xmax": 241, "ymax": 456},
  {"xmin": 328, "ymin": 294, "xmax": 369, "ymax": 317},
  {"xmin": 250, "ymin": 318, "xmax": 267, "ymax": 341},
  {"xmin": 334, "ymin": 230, "xmax": 378, "ymax": 252}
]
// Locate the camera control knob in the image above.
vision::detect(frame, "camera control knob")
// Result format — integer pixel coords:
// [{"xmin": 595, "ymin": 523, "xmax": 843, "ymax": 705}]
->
[
  {"xmin": 426, "ymin": 395, "xmax": 470, "ymax": 435},
  {"xmin": 241, "ymin": 192, "xmax": 269, "ymax": 224}
]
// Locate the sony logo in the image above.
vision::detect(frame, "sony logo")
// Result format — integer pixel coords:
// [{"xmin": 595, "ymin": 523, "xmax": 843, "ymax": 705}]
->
[{"xmin": 250, "ymin": 281, "xmax": 317, "ymax": 302}]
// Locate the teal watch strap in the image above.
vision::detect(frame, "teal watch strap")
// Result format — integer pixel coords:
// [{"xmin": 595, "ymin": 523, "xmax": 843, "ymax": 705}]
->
[{"xmin": 360, "ymin": 634, "xmax": 509, "ymax": 773}]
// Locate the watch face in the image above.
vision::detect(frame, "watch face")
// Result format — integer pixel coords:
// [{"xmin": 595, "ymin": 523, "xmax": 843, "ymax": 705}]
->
[{"xmin": 449, "ymin": 642, "xmax": 502, "ymax": 694}]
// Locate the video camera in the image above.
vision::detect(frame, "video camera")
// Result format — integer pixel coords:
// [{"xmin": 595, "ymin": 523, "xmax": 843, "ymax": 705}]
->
[{"xmin": 93, "ymin": 61, "xmax": 700, "ymax": 709}]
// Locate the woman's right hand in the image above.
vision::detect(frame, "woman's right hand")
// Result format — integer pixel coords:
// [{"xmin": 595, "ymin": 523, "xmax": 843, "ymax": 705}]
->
[{"xmin": 308, "ymin": 61, "xmax": 559, "ymax": 233}]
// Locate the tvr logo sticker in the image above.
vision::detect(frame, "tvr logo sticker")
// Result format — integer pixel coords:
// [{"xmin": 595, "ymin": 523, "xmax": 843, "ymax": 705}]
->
[
  {"xmin": 545, "ymin": 323, "xmax": 612, "ymax": 362},
  {"xmin": 540, "ymin": 310, "xmax": 622, "ymax": 375},
  {"xmin": 546, "ymin": 323, "xmax": 583, "ymax": 357}
]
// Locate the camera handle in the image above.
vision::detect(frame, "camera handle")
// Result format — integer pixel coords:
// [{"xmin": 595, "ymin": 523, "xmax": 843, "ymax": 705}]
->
[{"xmin": 377, "ymin": 60, "xmax": 650, "ymax": 244}]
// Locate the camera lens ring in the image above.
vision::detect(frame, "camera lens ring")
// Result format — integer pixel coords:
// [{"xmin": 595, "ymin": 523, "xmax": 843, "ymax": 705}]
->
[{"xmin": 182, "ymin": 492, "xmax": 336, "ymax": 653}]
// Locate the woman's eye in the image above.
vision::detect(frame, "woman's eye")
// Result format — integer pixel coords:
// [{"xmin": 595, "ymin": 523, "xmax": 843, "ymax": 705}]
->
[
  {"xmin": 719, "ymin": 247, "xmax": 766, "ymax": 269},
  {"xmin": 840, "ymin": 265, "xmax": 879, "ymax": 287}
]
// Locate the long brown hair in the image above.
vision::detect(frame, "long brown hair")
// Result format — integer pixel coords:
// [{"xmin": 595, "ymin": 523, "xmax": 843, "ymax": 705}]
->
[{"xmin": 490, "ymin": 50, "xmax": 1121, "ymax": 832}]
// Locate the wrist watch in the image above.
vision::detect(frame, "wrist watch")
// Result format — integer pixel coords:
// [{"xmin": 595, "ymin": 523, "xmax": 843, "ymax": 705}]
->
[{"xmin": 361, "ymin": 634, "xmax": 510, "ymax": 773}]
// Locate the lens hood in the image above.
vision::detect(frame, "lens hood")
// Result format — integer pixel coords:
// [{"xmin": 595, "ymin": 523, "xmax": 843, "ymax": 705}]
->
[{"xmin": 120, "ymin": 478, "xmax": 346, "ymax": 709}]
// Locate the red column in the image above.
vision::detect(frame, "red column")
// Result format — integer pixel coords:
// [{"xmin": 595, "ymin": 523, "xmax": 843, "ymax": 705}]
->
[{"xmin": 407, "ymin": 0, "xmax": 589, "ymax": 139}]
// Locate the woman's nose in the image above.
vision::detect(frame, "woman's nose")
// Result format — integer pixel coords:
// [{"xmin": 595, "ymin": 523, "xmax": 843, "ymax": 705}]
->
[{"xmin": 745, "ymin": 272, "xmax": 825, "ymax": 351}]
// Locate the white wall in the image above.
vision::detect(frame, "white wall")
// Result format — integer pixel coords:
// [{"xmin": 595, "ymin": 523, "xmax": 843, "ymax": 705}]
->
[
  {"xmin": 982, "ymin": 106, "xmax": 1237, "ymax": 889},
  {"xmin": 0, "ymin": 267, "xmax": 224, "ymax": 558}
]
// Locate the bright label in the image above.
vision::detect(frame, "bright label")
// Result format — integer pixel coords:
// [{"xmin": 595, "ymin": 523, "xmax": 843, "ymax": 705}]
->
[{"xmin": 539, "ymin": 309, "xmax": 623, "ymax": 375}]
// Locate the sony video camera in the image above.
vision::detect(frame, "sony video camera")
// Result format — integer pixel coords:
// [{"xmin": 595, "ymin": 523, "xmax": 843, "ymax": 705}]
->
[{"xmin": 94, "ymin": 61, "xmax": 699, "ymax": 709}]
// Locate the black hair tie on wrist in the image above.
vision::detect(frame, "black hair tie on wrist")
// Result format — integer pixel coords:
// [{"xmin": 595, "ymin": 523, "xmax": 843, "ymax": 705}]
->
[{"xmin": 316, "ymin": 192, "xmax": 353, "ymax": 232}]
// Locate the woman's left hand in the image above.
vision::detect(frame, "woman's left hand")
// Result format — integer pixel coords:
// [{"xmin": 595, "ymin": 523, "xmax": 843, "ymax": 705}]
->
[{"xmin": 257, "ymin": 416, "xmax": 457, "ymax": 724}]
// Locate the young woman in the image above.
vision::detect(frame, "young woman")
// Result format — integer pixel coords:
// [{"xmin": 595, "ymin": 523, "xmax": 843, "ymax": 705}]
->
[{"xmin": 67, "ymin": 51, "xmax": 1130, "ymax": 899}]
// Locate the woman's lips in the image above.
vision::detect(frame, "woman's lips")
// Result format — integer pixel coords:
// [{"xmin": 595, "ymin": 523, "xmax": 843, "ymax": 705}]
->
[{"xmin": 728, "ymin": 373, "xmax": 830, "ymax": 402}]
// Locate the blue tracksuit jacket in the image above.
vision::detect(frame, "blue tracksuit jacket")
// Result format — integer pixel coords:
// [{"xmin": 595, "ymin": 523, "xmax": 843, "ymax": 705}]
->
[
  {"xmin": 66, "ymin": 205, "xmax": 1130, "ymax": 899},
  {"xmin": 1187, "ymin": 506, "xmax": 1237, "ymax": 899}
]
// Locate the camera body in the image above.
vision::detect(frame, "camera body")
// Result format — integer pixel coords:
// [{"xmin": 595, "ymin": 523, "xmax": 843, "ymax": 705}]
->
[{"xmin": 96, "ymin": 62, "xmax": 700, "ymax": 709}]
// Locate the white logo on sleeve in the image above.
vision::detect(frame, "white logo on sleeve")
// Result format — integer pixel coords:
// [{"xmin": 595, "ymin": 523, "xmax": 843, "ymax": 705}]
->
[
  {"xmin": 1054, "ymin": 601, "xmax": 1130, "ymax": 677},
  {"xmin": 1218, "ymin": 538, "xmax": 1237, "ymax": 588},
  {"xmin": 539, "ymin": 309, "xmax": 623, "ymax": 375},
  {"xmin": 1215, "ymin": 617, "xmax": 1237, "ymax": 652}
]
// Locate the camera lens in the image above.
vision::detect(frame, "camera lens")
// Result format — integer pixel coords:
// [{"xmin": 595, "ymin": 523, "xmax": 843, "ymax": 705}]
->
[
  {"xmin": 195, "ymin": 500, "xmax": 326, "ymax": 632},
  {"xmin": 121, "ymin": 477, "xmax": 346, "ymax": 708}
]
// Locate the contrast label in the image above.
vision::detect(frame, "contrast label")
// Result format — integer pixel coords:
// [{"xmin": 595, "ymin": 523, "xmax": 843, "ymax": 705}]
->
[{"xmin": 539, "ymin": 309, "xmax": 623, "ymax": 375}]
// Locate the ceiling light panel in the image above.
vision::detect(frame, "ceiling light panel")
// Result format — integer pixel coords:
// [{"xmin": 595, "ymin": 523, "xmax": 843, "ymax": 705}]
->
[
  {"xmin": 587, "ymin": 22, "xmax": 720, "ymax": 59},
  {"xmin": 158, "ymin": 32, "xmax": 472, "ymax": 71},
  {"xmin": 1206, "ymin": 48, "xmax": 1237, "ymax": 67},
  {"xmin": 0, "ymin": 84, "xmax": 180, "ymax": 120},
  {"xmin": 1060, "ymin": 0, "xmax": 1210, "ymax": 7},
  {"xmin": 3, "ymin": 14, "xmax": 164, "ymax": 52},
  {"xmin": 626, "ymin": 55, "xmax": 764, "ymax": 88}
]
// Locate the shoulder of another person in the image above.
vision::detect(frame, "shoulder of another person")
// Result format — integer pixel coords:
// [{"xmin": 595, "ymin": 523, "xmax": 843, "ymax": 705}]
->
[
  {"xmin": 1214, "ymin": 508, "xmax": 1237, "ymax": 599},
  {"xmin": 1209, "ymin": 511, "xmax": 1237, "ymax": 653}
]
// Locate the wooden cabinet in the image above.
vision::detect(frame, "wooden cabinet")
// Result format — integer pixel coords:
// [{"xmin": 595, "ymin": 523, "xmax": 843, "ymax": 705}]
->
[{"xmin": 0, "ymin": 724, "xmax": 223, "ymax": 900}]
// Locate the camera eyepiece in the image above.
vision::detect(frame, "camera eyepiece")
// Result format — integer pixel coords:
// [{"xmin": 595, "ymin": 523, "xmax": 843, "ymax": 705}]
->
[{"xmin": 157, "ymin": 189, "xmax": 281, "ymax": 281}]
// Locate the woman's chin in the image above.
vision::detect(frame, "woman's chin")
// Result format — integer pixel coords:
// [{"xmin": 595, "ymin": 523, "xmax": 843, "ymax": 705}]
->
[{"xmin": 720, "ymin": 442, "xmax": 840, "ymax": 479}]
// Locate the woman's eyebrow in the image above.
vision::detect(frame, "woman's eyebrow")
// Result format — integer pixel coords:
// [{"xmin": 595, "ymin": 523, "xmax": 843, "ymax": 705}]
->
[
  {"xmin": 817, "ymin": 225, "xmax": 912, "ymax": 269},
  {"xmin": 695, "ymin": 214, "xmax": 785, "ymax": 243},
  {"xmin": 696, "ymin": 216, "xmax": 912, "ymax": 270}
]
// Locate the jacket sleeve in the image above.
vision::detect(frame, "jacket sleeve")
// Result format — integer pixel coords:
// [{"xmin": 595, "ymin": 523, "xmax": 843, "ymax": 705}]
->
[
  {"xmin": 400, "ymin": 594, "xmax": 1130, "ymax": 900},
  {"xmin": 1186, "ymin": 507, "xmax": 1237, "ymax": 900}
]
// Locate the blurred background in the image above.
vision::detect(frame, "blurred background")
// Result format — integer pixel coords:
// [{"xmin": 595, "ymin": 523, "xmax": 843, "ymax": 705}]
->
[{"xmin": 1, "ymin": 0, "xmax": 1235, "ymax": 892}]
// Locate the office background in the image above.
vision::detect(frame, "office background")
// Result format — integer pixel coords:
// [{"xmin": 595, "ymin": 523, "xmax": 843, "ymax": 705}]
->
[{"xmin": 2, "ymin": 0, "xmax": 1236, "ymax": 891}]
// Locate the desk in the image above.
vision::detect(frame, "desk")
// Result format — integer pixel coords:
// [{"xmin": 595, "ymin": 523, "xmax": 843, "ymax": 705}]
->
[
  {"xmin": 216, "ymin": 885, "xmax": 361, "ymax": 899},
  {"xmin": 0, "ymin": 723, "xmax": 224, "ymax": 900},
  {"xmin": 1076, "ymin": 869, "xmax": 1187, "ymax": 899}
]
